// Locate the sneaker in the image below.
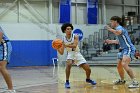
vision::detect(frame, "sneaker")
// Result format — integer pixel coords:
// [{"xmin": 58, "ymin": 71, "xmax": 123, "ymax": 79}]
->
[
  {"xmin": 65, "ymin": 82, "xmax": 70, "ymax": 88},
  {"xmin": 128, "ymin": 81, "xmax": 139, "ymax": 88},
  {"xmin": 86, "ymin": 79, "xmax": 96, "ymax": 85},
  {"xmin": 113, "ymin": 79, "xmax": 126, "ymax": 85},
  {"xmin": 3, "ymin": 90, "xmax": 16, "ymax": 93}
]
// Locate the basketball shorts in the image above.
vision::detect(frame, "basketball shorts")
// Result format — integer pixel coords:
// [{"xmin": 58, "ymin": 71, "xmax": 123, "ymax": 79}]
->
[
  {"xmin": 67, "ymin": 51, "xmax": 87, "ymax": 66},
  {"xmin": 117, "ymin": 49, "xmax": 135, "ymax": 61},
  {"xmin": 0, "ymin": 42, "xmax": 12, "ymax": 63}
]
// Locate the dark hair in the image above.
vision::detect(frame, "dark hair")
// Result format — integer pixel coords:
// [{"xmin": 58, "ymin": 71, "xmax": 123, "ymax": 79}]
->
[
  {"xmin": 110, "ymin": 16, "xmax": 125, "ymax": 27},
  {"xmin": 61, "ymin": 23, "xmax": 73, "ymax": 33}
]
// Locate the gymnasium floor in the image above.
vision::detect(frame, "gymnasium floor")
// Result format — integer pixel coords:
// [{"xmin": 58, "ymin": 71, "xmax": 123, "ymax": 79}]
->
[{"xmin": 0, "ymin": 66, "xmax": 140, "ymax": 93}]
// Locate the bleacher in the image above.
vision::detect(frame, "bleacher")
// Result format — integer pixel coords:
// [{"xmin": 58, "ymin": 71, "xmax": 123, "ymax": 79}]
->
[{"xmin": 80, "ymin": 24, "xmax": 140, "ymax": 66}]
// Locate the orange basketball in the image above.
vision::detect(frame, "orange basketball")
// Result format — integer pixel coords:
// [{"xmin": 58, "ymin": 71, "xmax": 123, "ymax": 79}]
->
[{"xmin": 52, "ymin": 39, "xmax": 63, "ymax": 49}]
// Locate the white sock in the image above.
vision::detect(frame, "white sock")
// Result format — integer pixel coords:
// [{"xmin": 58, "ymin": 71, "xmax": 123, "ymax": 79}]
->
[
  {"xmin": 120, "ymin": 79, "xmax": 125, "ymax": 81},
  {"xmin": 132, "ymin": 78, "xmax": 137, "ymax": 82}
]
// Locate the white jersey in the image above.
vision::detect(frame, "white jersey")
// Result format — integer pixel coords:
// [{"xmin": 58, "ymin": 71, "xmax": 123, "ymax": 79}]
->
[
  {"xmin": 63, "ymin": 34, "xmax": 86, "ymax": 66},
  {"xmin": 63, "ymin": 34, "xmax": 80, "ymax": 52}
]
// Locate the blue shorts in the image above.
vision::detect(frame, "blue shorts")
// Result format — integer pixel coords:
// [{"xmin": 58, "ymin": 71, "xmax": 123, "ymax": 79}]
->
[
  {"xmin": 117, "ymin": 49, "xmax": 135, "ymax": 60},
  {"xmin": 0, "ymin": 42, "xmax": 12, "ymax": 63}
]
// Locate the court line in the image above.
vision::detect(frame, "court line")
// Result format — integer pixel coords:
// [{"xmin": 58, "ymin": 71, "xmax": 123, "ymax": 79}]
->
[{"xmin": 0, "ymin": 81, "xmax": 58, "ymax": 92}]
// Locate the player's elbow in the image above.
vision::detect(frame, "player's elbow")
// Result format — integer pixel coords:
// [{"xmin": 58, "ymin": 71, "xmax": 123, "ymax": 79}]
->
[{"xmin": 115, "ymin": 31, "xmax": 122, "ymax": 36}]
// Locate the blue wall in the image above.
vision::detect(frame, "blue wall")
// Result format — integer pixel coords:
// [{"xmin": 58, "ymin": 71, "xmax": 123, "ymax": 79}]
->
[{"xmin": 8, "ymin": 40, "xmax": 57, "ymax": 67}]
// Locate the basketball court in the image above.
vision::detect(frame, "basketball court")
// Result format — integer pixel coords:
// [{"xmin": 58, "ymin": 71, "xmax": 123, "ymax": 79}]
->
[
  {"xmin": 0, "ymin": 0, "xmax": 140, "ymax": 93},
  {"xmin": 0, "ymin": 65, "xmax": 139, "ymax": 93}
]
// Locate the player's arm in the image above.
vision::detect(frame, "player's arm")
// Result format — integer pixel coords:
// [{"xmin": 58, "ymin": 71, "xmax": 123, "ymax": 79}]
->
[
  {"xmin": 57, "ymin": 43, "xmax": 65, "ymax": 55},
  {"xmin": 65, "ymin": 35, "xmax": 78, "ymax": 48},
  {"xmin": 106, "ymin": 25, "xmax": 122, "ymax": 35},
  {"xmin": 105, "ymin": 39, "xmax": 119, "ymax": 44},
  {"xmin": 0, "ymin": 32, "xmax": 3, "ymax": 43}
]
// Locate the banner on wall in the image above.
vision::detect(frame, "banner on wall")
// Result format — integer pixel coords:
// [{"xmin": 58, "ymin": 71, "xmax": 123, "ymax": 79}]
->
[
  {"xmin": 73, "ymin": 29, "xmax": 83, "ymax": 41},
  {"xmin": 59, "ymin": 0, "xmax": 71, "ymax": 23},
  {"xmin": 87, "ymin": 0, "xmax": 98, "ymax": 24}
]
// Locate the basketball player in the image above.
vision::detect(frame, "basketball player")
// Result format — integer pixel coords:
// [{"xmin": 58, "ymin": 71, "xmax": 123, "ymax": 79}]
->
[
  {"xmin": 0, "ymin": 27, "xmax": 16, "ymax": 93},
  {"xmin": 57, "ymin": 23, "xmax": 96, "ymax": 88},
  {"xmin": 105, "ymin": 16, "xmax": 139, "ymax": 88}
]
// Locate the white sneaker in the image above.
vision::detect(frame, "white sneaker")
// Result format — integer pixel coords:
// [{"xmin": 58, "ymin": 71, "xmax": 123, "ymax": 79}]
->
[
  {"xmin": 128, "ymin": 81, "xmax": 139, "ymax": 88},
  {"xmin": 3, "ymin": 90, "xmax": 16, "ymax": 93}
]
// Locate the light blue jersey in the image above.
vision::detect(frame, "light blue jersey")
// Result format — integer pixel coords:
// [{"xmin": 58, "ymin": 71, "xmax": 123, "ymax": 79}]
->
[
  {"xmin": 0, "ymin": 26, "xmax": 12, "ymax": 63},
  {"xmin": 116, "ymin": 25, "xmax": 135, "ymax": 51},
  {"xmin": 0, "ymin": 26, "xmax": 9, "ymax": 41},
  {"xmin": 116, "ymin": 25, "xmax": 136, "ymax": 60}
]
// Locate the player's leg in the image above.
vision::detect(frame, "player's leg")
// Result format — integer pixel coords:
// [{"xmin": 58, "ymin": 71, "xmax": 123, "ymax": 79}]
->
[
  {"xmin": 121, "ymin": 55, "xmax": 139, "ymax": 88},
  {"xmin": 65, "ymin": 59, "xmax": 73, "ymax": 88},
  {"xmin": 122, "ymin": 55, "xmax": 135, "ymax": 79},
  {"xmin": 80, "ymin": 63, "xmax": 91, "ymax": 79},
  {"xmin": 117, "ymin": 59, "xmax": 125, "ymax": 80},
  {"xmin": 80, "ymin": 63, "xmax": 96, "ymax": 85},
  {"xmin": 76, "ymin": 52, "xmax": 89, "ymax": 76},
  {"xmin": 0, "ymin": 43, "xmax": 16, "ymax": 93},
  {"xmin": 0, "ymin": 61, "xmax": 14, "ymax": 89},
  {"xmin": 114, "ymin": 59, "xmax": 126, "ymax": 85},
  {"xmin": 76, "ymin": 52, "xmax": 96, "ymax": 85},
  {"xmin": 65, "ymin": 60, "xmax": 73, "ymax": 81}
]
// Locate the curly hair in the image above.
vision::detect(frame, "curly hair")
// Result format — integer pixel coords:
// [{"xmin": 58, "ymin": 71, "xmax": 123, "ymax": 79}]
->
[{"xmin": 61, "ymin": 23, "xmax": 73, "ymax": 33}]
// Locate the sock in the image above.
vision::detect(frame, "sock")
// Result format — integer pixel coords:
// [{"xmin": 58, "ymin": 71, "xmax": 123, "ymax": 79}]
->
[
  {"xmin": 132, "ymin": 78, "xmax": 137, "ymax": 82},
  {"xmin": 86, "ymin": 79, "xmax": 91, "ymax": 81},
  {"xmin": 66, "ymin": 80, "xmax": 69, "ymax": 83},
  {"xmin": 121, "ymin": 79, "xmax": 125, "ymax": 81}
]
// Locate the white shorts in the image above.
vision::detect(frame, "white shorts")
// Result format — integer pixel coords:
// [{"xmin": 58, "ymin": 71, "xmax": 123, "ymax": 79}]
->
[{"xmin": 66, "ymin": 51, "xmax": 87, "ymax": 66}]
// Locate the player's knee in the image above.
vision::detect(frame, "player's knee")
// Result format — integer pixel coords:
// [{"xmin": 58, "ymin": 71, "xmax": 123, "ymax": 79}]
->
[
  {"xmin": 121, "ymin": 62, "xmax": 129, "ymax": 70},
  {"xmin": 85, "ymin": 66, "xmax": 91, "ymax": 72},
  {"xmin": 0, "ymin": 66, "xmax": 4, "ymax": 71},
  {"xmin": 66, "ymin": 63, "xmax": 72, "ymax": 68},
  {"xmin": 121, "ymin": 62, "xmax": 126, "ymax": 67}
]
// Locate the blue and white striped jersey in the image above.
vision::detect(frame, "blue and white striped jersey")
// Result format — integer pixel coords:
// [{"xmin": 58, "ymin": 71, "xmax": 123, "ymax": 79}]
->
[
  {"xmin": 115, "ymin": 25, "xmax": 135, "ymax": 51},
  {"xmin": 0, "ymin": 26, "xmax": 9, "ymax": 41}
]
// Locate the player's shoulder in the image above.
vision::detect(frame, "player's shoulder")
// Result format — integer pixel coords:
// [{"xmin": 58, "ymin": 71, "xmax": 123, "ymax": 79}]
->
[
  {"xmin": 116, "ymin": 25, "xmax": 123, "ymax": 30},
  {"xmin": 0, "ymin": 27, "xmax": 3, "ymax": 34}
]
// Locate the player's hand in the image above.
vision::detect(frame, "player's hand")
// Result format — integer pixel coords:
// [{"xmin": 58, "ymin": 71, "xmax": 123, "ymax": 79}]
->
[
  {"xmin": 105, "ymin": 39, "xmax": 111, "ymax": 44},
  {"xmin": 63, "ymin": 43, "xmax": 68, "ymax": 48},
  {"xmin": 56, "ymin": 44, "xmax": 64, "ymax": 51},
  {"xmin": 105, "ymin": 25, "xmax": 112, "ymax": 31},
  {"xmin": 57, "ymin": 45, "xmax": 62, "ymax": 49}
]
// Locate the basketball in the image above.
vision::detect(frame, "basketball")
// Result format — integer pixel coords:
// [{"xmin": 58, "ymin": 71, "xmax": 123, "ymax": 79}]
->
[{"xmin": 52, "ymin": 39, "xmax": 63, "ymax": 49}]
